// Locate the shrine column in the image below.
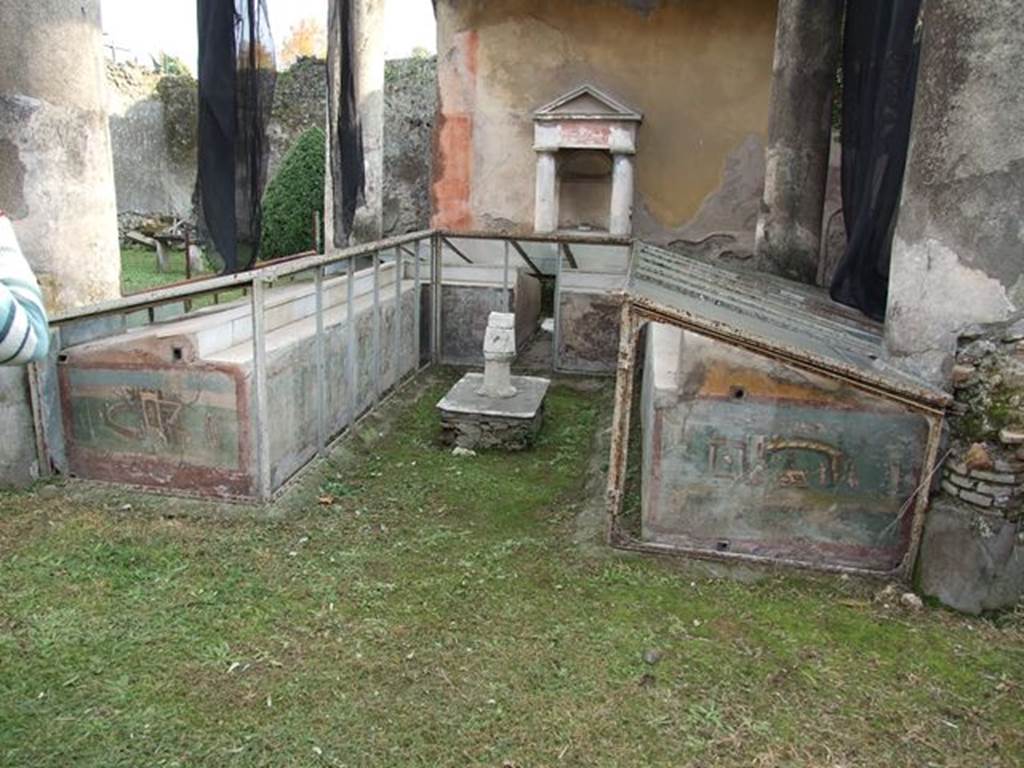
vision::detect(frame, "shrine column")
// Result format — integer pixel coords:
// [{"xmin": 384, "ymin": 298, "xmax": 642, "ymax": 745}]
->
[
  {"xmin": 534, "ymin": 150, "xmax": 559, "ymax": 234},
  {"xmin": 609, "ymin": 152, "xmax": 635, "ymax": 237}
]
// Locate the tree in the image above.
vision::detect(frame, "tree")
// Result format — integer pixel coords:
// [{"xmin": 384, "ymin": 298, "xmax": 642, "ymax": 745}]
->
[
  {"xmin": 280, "ymin": 18, "xmax": 327, "ymax": 68},
  {"xmin": 260, "ymin": 127, "xmax": 325, "ymax": 260},
  {"xmin": 153, "ymin": 51, "xmax": 192, "ymax": 77}
]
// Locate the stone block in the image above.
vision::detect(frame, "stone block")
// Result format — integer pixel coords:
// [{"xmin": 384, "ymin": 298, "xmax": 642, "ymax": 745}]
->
[
  {"xmin": 437, "ymin": 373, "xmax": 549, "ymax": 452},
  {"xmin": 940, "ymin": 480, "xmax": 961, "ymax": 497},
  {"xmin": 994, "ymin": 458, "xmax": 1024, "ymax": 474},
  {"xmin": 946, "ymin": 471, "xmax": 975, "ymax": 490},
  {"xmin": 959, "ymin": 490, "xmax": 994, "ymax": 508},
  {"xmin": 965, "ymin": 442, "xmax": 994, "ymax": 471},
  {"xmin": 918, "ymin": 500, "xmax": 1024, "ymax": 615},
  {"xmin": 951, "ymin": 364, "xmax": 976, "ymax": 386},
  {"xmin": 969, "ymin": 469, "xmax": 1018, "ymax": 485},
  {"xmin": 999, "ymin": 428, "xmax": 1024, "ymax": 446}
]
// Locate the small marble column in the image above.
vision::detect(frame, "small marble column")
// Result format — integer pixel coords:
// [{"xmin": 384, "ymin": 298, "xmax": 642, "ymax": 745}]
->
[
  {"xmin": 534, "ymin": 150, "xmax": 559, "ymax": 233},
  {"xmin": 609, "ymin": 152, "xmax": 635, "ymax": 236},
  {"xmin": 479, "ymin": 312, "xmax": 518, "ymax": 399}
]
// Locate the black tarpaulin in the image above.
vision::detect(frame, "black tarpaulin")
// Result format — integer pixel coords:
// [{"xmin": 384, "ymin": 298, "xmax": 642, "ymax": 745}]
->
[
  {"xmin": 830, "ymin": 0, "xmax": 922, "ymax": 322},
  {"xmin": 197, "ymin": 0, "xmax": 276, "ymax": 273},
  {"xmin": 327, "ymin": 0, "xmax": 365, "ymax": 247}
]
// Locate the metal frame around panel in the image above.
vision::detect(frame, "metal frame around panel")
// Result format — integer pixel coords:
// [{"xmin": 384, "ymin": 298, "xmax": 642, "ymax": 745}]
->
[{"xmin": 604, "ymin": 297, "xmax": 948, "ymax": 580}]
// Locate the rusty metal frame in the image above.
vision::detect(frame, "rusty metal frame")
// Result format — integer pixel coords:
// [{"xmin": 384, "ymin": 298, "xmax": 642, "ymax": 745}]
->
[
  {"xmin": 43, "ymin": 231, "xmax": 436, "ymax": 503},
  {"xmin": 605, "ymin": 293, "xmax": 948, "ymax": 580}
]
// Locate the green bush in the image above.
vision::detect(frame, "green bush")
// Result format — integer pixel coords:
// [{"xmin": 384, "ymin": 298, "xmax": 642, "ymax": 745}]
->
[{"xmin": 260, "ymin": 126, "xmax": 325, "ymax": 260}]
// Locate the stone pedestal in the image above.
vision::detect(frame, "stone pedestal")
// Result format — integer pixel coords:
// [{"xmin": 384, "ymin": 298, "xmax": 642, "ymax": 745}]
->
[
  {"xmin": 438, "ymin": 374, "xmax": 550, "ymax": 451},
  {"xmin": 480, "ymin": 311, "xmax": 518, "ymax": 398}
]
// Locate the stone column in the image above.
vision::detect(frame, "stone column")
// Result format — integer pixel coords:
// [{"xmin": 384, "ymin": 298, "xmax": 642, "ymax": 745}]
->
[
  {"xmin": 609, "ymin": 153, "xmax": 635, "ymax": 237},
  {"xmin": 754, "ymin": 0, "xmax": 843, "ymax": 284},
  {"xmin": 352, "ymin": 0, "xmax": 386, "ymax": 242},
  {"xmin": 885, "ymin": 0, "xmax": 1024, "ymax": 386},
  {"xmin": 0, "ymin": 0, "xmax": 121, "ymax": 311},
  {"xmin": 534, "ymin": 150, "xmax": 559, "ymax": 234},
  {"xmin": 325, "ymin": 0, "xmax": 386, "ymax": 248}
]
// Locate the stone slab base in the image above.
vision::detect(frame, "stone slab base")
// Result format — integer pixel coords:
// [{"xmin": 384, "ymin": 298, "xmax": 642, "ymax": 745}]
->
[
  {"xmin": 917, "ymin": 500, "xmax": 1024, "ymax": 615},
  {"xmin": 438, "ymin": 373, "xmax": 550, "ymax": 451}
]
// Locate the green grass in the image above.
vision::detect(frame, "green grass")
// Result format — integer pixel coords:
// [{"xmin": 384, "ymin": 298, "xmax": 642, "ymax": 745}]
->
[
  {"xmin": 120, "ymin": 246, "xmax": 244, "ymax": 308},
  {"xmin": 121, "ymin": 246, "xmax": 191, "ymax": 295},
  {"xmin": 0, "ymin": 374, "xmax": 1021, "ymax": 767}
]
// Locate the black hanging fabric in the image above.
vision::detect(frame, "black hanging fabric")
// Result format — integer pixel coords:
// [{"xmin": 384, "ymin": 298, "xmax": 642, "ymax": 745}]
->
[
  {"xmin": 197, "ymin": 0, "xmax": 276, "ymax": 273},
  {"xmin": 327, "ymin": 0, "xmax": 365, "ymax": 247},
  {"xmin": 830, "ymin": 0, "xmax": 922, "ymax": 322}
]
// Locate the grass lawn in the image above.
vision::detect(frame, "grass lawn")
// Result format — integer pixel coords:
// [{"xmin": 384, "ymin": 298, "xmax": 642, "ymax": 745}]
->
[
  {"xmin": 121, "ymin": 246, "xmax": 191, "ymax": 295},
  {"xmin": 121, "ymin": 246, "xmax": 244, "ymax": 309},
  {"xmin": 0, "ymin": 373, "xmax": 1021, "ymax": 767}
]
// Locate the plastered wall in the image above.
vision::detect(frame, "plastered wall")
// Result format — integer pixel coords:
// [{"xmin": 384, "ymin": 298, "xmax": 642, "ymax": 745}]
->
[{"xmin": 432, "ymin": 0, "xmax": 777, "ymax": 248}]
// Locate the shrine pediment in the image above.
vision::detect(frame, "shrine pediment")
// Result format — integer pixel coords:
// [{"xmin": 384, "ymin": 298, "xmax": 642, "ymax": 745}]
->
[{"xmin": 534, "ymin": 85, "xmax": 643, "ymax": 123}]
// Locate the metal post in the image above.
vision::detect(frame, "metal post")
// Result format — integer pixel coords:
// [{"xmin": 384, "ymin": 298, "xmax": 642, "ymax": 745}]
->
[
  {"xmin": 346, "ymin": 255, "xmax": 357, "ymax": 427},
  {"xmin": 432, "ymin": 233, "xmax": 443, "ymax": 363},
  {"xmin": 313, "ymin": 210, "xmax": 323, "ymax": 254},
  {"xmin": 901, "ymin": 412, "xmax": 946, "ymax": 580},
  {"xmin": 503, "ymin": 240, "xmax": 510, "ymax": 295},
  {"xmin": 553, "ymin": 240, "xmax": 563, "ymax": 371},
  {"xmin": 26, "ymin": 361, "xmax": 50, "ymax": 478},
  {"xmin": 314, "ymin": 267, "xmax": 327, "ymax": 457},
  {"xmin": 393, "ymin": 247, "xmax": 402, "ymax": 387},
  {"xmin": 414, "ymin": 238, "xmax": 422, "ymax": 367},
  {"xmin": 605, "ymin": 302, "xmax": 639, "ymax": 543},
  {"xmin": 372, "ymin": 251, "xmax": 381, "ymax": 404},
  {"xmin": 251, "ymin": 278, "xmax": 272, "ymax": 501}
]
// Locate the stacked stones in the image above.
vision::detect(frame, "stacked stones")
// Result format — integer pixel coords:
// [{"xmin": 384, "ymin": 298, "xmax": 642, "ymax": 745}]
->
[
  {"xmin": 940, "ymin": 317, "xmax": 1024, "ymax": 521},
  {"xmin": 439, "ymin": 407, "xmax": 544, "ymax": 452}
]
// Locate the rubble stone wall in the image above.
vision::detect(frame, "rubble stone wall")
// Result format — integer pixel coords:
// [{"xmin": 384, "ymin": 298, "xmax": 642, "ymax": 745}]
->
[
  {"xmin": 106, "ymin": 56, "xmax": 436, "ymax": 237},
  {"xmin": 919, "ymin": 315, "xmax": 1024, "ymax": 613}
]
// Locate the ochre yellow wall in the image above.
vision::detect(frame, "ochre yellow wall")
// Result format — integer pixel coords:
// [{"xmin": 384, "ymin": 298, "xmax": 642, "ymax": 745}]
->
[{"xmin": 432, "ymin": 0, "xmax": 778, "ymax": 240}]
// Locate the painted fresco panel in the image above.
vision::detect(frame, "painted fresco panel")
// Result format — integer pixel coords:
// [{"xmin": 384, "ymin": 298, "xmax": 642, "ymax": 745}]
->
[
  {"xmin": 61, "ymin": 364, "xmax": 252, "ymax": 497},
  {"xmin": 642, "ymin": 330, "xmax": 932, "ymax": 572}
]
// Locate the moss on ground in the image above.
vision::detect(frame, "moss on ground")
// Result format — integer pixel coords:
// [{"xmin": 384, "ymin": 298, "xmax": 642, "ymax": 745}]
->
[{"xmin": 0, "ymin": 372, "xmax": 1021, "ymax": 767}]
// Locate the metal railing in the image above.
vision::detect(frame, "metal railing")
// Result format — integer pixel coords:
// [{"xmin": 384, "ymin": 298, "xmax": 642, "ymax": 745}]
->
[{"xmin": 37, "ymin": 228, "xmax": 632, "ymax": 501}]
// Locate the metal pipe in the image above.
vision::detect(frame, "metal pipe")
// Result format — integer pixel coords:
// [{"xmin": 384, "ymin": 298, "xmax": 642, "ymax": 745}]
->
[
  {"xmin": 604, "ymin": 301, "xmax": 639, "ymax": 540},
  {"xmin": 509, "ymin": 240, "xmax": 543, "ymax": 276},
  {"xmin": 432, "ymin": 233, "xmax": 443, "ymax": 363},
  {"xmin": 414, "ymin": 238, "xmax": 422, "ymax": 367},
  {"xmin": 441, "ymin": 237, "xmax": 473, "ymax": 264},
  {"xmin": 314, "ymin": 267, "xmax": 327, "ymax": 457},
  {"xmin": 346, "ymin": 255, "xmax": 357, "ymax": 428},
  {"xmin": 553, "ymin": 239, "xmax": 564, "ymax": 371},
  {"xmin": 393, "ymin": 247, "xmax": 402, "ymax": 389},
  {"xmin": 50, "ymin": 229, "xmax": 435, "ymax": 326},
  {"xmin": 503, "ymin": 240, "xmax": 510, "ymax": 294},
  {"xmin": 373, "ymin": 251, "xmax": 381, "ymax": 404},
  {"xmin": 26, "ymin": 361, "xmax": 50, "ymax": 478},
  {"xmin": 250, "ymin": 278, "xmax": 272, "ymax": 501},
  {"xmin": 439, "ymin": 228, "xmax": 632, "ymax": 247}
]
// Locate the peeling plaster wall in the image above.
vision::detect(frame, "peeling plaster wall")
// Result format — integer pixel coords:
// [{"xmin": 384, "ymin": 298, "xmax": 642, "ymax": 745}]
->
[
  {"xmin": 432, "ymin": 0, "xmax": 777, "ymax": 249},
  {"xmin": 886, "ymin": 1, "xmax": 1024, "ymax": 386},
  {"xmin": 0, "ymin": 0, "xmax": 121, "ymax": 490},
  {"xmin": 0, "ymin": 0, "xmax": 121, "ymax": 312},
  {"xmin": 106, "ymin": 56, "xmax": 435, "ymax": 237},
  {"xmin": 106, "ymin": 65, "xmax": 195, "ymax": 220}
]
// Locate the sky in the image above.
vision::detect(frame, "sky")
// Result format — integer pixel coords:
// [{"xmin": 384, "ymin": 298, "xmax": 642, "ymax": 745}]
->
[{"xmin": 100, "ymin": 0, "xmax": 437, "ymax": 70}]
